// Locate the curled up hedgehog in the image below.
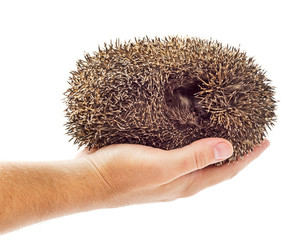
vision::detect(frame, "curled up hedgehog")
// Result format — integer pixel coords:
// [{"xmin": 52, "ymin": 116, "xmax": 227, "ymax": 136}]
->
[{"xmin": 64, "ymin": 36, "xmax": 276, "ymax": 163}]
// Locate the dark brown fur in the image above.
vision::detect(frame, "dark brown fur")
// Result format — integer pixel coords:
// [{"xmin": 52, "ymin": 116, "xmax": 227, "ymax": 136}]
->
[{"xmin": 64, "ymin": 36, "xmax": 276, "ymax": 162}]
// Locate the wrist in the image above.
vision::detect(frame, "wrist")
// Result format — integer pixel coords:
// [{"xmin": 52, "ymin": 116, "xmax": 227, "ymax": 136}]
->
[{"xmin": 60, "ymin": 158, "xmax": 109, "ymax": 212}]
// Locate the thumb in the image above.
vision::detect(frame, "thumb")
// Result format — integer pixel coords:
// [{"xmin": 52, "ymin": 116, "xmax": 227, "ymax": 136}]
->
[{"xmin": 155, "ymin": 138, "xmax": 233, "ymax": 181}]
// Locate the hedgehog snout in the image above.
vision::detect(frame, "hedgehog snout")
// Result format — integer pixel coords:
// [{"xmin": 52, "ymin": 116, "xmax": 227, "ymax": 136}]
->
[{"xmin": 173, "ymin": 85, "xmax": 211, "ymax": 119}]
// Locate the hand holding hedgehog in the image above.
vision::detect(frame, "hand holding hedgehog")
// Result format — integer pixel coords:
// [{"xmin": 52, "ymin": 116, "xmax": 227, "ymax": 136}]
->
[{"xmin": 1, "ymin": 36, "xmax": 276, "ymax": 233}]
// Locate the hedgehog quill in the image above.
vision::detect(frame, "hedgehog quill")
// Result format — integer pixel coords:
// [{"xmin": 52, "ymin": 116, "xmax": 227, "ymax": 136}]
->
[{"xmin": 64, "ymin": 36, "xmax": 276, "ymax": 163}]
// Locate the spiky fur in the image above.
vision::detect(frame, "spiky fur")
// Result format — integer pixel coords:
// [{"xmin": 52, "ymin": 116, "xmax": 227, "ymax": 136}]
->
[{"xmin": 64, "ymin": 36, "xmax": 276, "ymax": 162}]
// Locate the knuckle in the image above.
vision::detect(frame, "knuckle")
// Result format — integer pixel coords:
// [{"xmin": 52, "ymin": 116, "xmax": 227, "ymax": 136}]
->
[
  {"xmin": 194, "ymin": 151, "xmax": 208, "ymax": 170},
  {"xmin": 182, "ymin": 152, "xmax": 198, "ymax": 174},
  {"xmin": 193, "ymin": 151, "xmax": 200, "ymax": 169}
]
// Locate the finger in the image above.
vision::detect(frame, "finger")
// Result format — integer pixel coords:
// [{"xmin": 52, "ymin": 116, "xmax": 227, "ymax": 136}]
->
[
  {"xmin": 180, "ymin": 139, "xmax": 270, "ymax": 196},
  {"xmin": 150, "ymin": 138, "xmax": 233, "ymax": 183}
]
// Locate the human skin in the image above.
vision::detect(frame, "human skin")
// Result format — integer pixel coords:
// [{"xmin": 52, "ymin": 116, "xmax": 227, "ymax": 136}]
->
[{"xmin": 0, "ymin": 138, "xmax": 270, "ymax": 234}]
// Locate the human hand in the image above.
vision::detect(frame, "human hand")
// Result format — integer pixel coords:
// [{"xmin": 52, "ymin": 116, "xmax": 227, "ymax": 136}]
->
[
  {"xmin": 77, "ymin": 138, "xmax": 270, "ymax": 208},
  {"xmin": 0, "ymin": 137, "xmax": 269, "ymax": 234}
]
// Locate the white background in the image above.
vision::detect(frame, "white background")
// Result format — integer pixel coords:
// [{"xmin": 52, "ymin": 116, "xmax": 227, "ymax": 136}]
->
[{"xmin": 0, "ymin": 0, "xmax": 295, "ymax": 239}]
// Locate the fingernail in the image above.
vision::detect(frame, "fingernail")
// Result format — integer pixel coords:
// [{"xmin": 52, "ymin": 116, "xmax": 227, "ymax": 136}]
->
[{"xmin": 214, "ymin": 142, "xmax": 233, "ymax": 160}]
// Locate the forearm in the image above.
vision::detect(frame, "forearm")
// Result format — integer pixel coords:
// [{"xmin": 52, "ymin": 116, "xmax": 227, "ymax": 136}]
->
[{"xmin": 0, "ymin": 159, "xmax": 104, "ymax": 234}]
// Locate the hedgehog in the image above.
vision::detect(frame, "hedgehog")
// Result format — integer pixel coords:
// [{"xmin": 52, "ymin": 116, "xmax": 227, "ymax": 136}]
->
[{"xmin": 64, "ymin": 36, "xmax": 276, "ymax": 162}]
